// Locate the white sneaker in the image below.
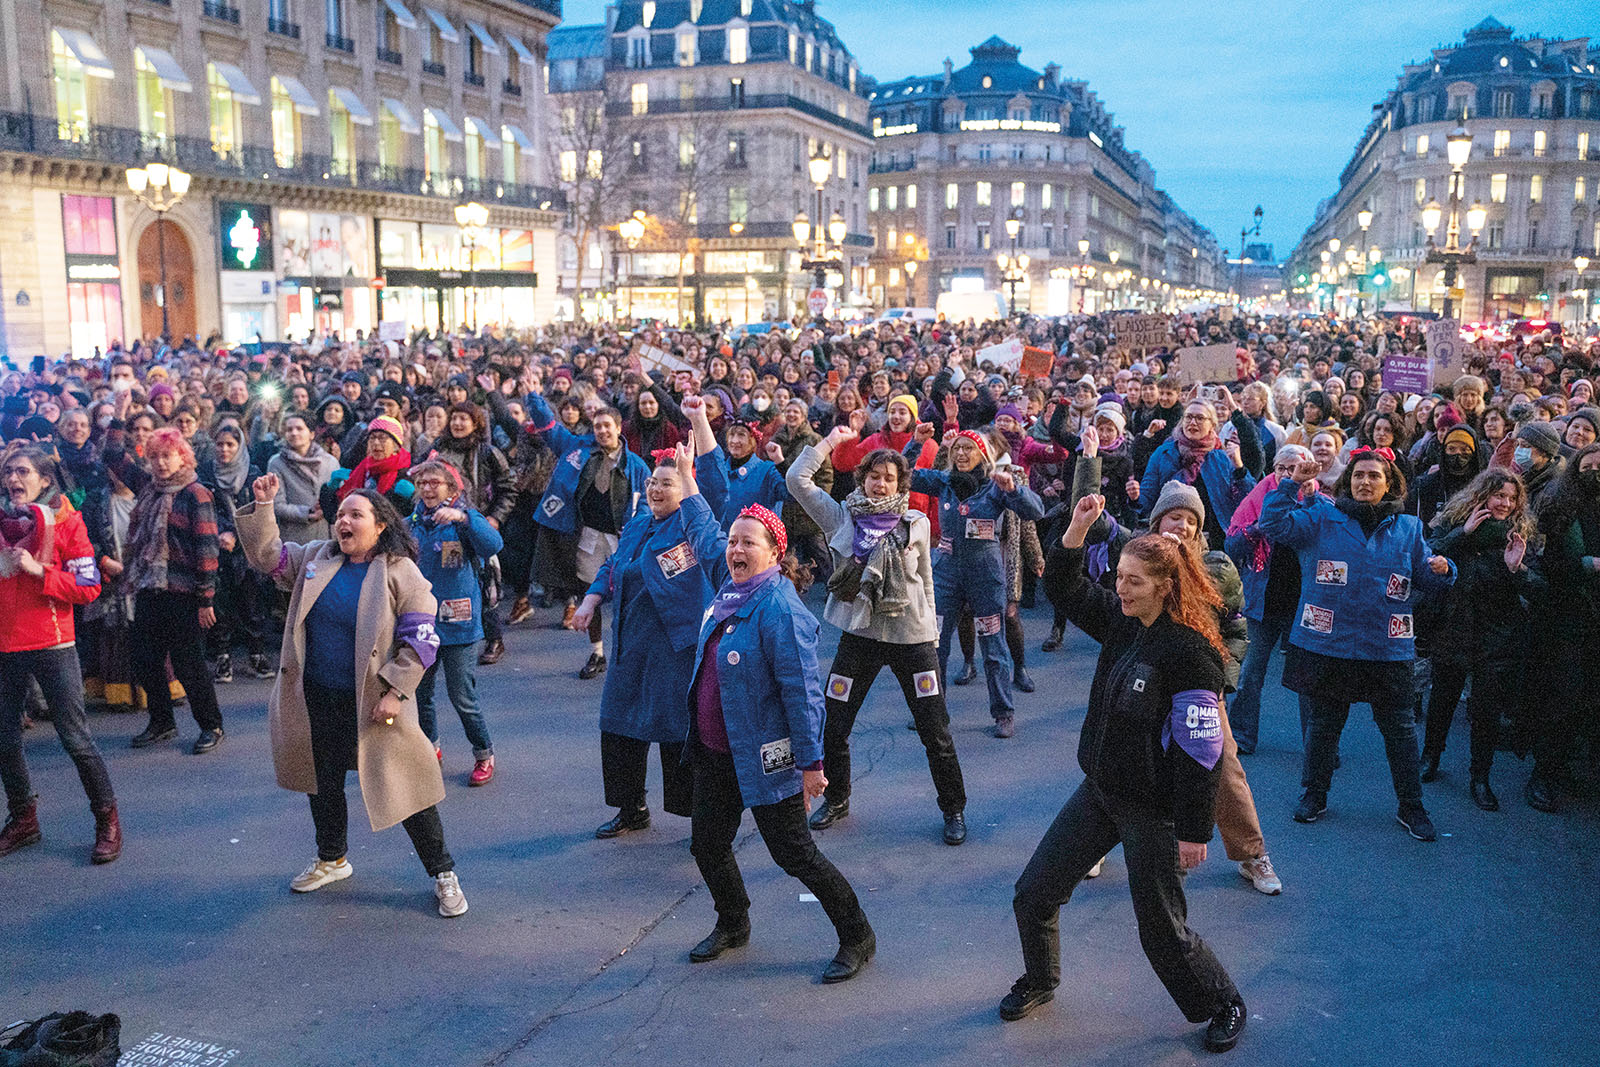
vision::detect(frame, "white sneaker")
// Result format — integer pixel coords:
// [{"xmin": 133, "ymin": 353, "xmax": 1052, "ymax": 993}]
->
[
  {"xmin": 1086, "ymin": 857, "xmax": 1104, "ymax": 879},
  {"xmin": 435, "ymin": 870, "xmax": 468, "ymax": 917},
  {"xmin": 291, "ymin": 857, "xmax": 353, "ymax": 893},
  {"xmin": 1239, "ymin": 854, "xmax": 1283, "ymax": 895}
]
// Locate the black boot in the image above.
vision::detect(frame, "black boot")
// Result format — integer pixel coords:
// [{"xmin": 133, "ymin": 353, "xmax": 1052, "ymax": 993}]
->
[
  {"xmin": 821, "ymin": 926, "xmax": 875, "ymax": 983},
  {"xmin": 578, "ymin": 652, "xmax": 607, "ymax": 679},
  {"xmin": 1012, "ymin": 668, "xmax": 1036, "ymax": 693},
  {"xmin": 595, "ymin": 807, "xmax": 650, "ymax": 838},
  {"xmin": 1470, "ymin": 777, "xmax": 1499, "ymax": 812},
  {"xmin": 689, "ymin": 920, "xmax": 750, "ymax": 962},
  {"xmin": 1419, "ymin": 750, "xmax": 1441, "ymax": 783},
  {"xmin": 1525, "ymin": 774, "xmax": 1557, "ymax": 813},
  {"xmin": 478, "ymin": 638, "xmax": 505, "ymax": 666},
  {"xmin": 1041, "ymin": 625, "xmax": 1064, "ymax": 653},
  {"xmin": 1204, "ymin": 996, "xmax": 1248, "ymax": 1052},
  {"xmin": 808, "ymin": 798, "xmax": 849, "ymax": 830},
  {"xmin": 953, "ymin": 661, "xmax": 978, "ymax": 686}
]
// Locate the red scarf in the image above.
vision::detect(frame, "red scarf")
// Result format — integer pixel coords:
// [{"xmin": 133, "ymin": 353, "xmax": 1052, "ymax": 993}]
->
[
  {"xmin": 339, "ymin": 449, "xmax": 413, "ymax": 500},
  {"xmin": 1173, "ymin": 429, "xmax": 1220, "ymax": 483}
]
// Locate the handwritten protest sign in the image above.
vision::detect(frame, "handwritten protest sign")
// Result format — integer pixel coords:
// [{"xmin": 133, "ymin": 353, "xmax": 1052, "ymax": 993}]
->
[
  {"xmin": 977, "ymin": 337, "xmax": 1025, "ymax": 371},
  {"xmin": 1019, "ymin": 346, "xmax": 1054, "ymax": 379},
  {"xmin": 1116, "ymin": 314, "xmax": 1171, "ymax": 353},
  {"xmin": 1173, "ymin": 342, "xmax": 1238, "ymax": 386},
  {"xmin": 1424, "ymin": 318, "xmax": 1464, "ymax": 386},
  {"xmin": 635, "ymin": 343, "xmax": 696, "ymax": 376}
]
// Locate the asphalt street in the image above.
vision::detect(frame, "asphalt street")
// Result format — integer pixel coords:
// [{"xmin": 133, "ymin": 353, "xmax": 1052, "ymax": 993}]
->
[{"xmin": 3, "ymin": 596, "xmax": 1598, "ymax": 1067}]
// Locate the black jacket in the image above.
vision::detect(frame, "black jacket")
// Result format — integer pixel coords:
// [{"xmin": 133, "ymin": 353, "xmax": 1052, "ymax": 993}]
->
[{"xmin": 1043, "ymin": 543, "xmax": 1226, "ymax": 843}]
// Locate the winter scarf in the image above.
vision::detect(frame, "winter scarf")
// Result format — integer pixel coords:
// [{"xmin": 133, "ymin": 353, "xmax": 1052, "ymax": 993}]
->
[
  {"xmin": 1174, "ymin": 428, "xmax": 1221, "ymax": 483},
  {"xmin": 211, "ymin": 441, "xmax": 251, "ymax": 498},
  {"xmin": 339, "ymin": 449, "xmax": 412, "ymax": 501},
  {"xmin": 124, "ymin": 464, "xmax": 195, "ymax": 593},
  {"xmin": 1335, "ymin": 496, "xmax": 1401, "ymax": 539},
  {"xmin": 272, "ymin": 442, "xmax": 337, "ymax": 509},
  {"xmin": 710, "ymin": 564, "xmax": 784, "ymax": 624},
  {"xmin": 826, "ymin": 489, "xmax": 912, "ymax": 620}
]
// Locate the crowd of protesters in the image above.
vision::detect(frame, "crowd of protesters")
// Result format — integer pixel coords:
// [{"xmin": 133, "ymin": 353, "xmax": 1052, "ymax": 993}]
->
[{"xmin": 1, "ymin": 305, "xmax": 1598, "ymax": 1052}]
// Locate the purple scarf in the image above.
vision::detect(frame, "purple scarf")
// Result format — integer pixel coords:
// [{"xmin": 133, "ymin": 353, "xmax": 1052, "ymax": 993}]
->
[
  {"xmin": 1085, "ymin": 515, "xmax": 1120, "ymax": 582},
  {"xmin": 710, "ymin": 564, "xmax": 783, "ymax": 624},
  {"xmin": 851, "ymin": 512, "xmax": 901, "ymax": 561}
]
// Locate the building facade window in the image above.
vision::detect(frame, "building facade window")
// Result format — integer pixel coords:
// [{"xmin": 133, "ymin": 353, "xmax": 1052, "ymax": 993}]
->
[
  {"xmin": 676, "ymin": 27, "xmax": 697, "ymax": 67},
  {"xmin": 728, "ymin": 185, "xmax": 748, "ymax": 223},
  {"xmin": 726, "ymin": 132, "xmax": 745, "ymax": 167},
  {"xmin": 134, "ymin": 50, "xmax": 174, "ymax": 148},
  {"xmin": 631, "ymin": 82, "xmax": 648, "ymax": 115},
  {"xmin": 52, "ymin": 32, "xmax": 91, "ymax": 142},
  {"xmin": 379, "ymin": 108, "xmax": 402, "ymax": 171},
  {"xmin": 1449, "ymin": 91, "xmax": 1471, "ymax": 119},
  {"xmin": 1529, "ymin": 174, "xmax": 1542, "ymax": 203},
  {"xmin": 944, "ymin": 224, "xmax": 955, "ymax": 249},
  {"xmin": 424, "ymin": 110, "xmax": 448, "ymax": 180},
  {"xmin": 502, "ymin": 128, "xmax": 519, "ymax": 184},
  {"xmin": 1416, "ymin": 134, "xmax": 1429, "ymax": 157},
  {"xmin": 729, "ymin": 77, "xmax": 744, "ymax": 106},
  {"xmin": 678, "ymin": 130, "xmax": 694, "ymax": 169},
  {"xmin": 1492, "ymin": 89, "xmax": 1514, "ymax": 117},
  {"xmin": 559, "ymin": 149, "xmax": 577, "ymax": 182},
  {"xmin": 1493, "ymin": 129, "xmax": 1510, "ymax": 156},
  {"xmin": 208, "ymin": 63, "xmax": 242, "ymax": 157},
  {"xmin": 1533, "ymin": 130, "xmax": 1546, "ymax": 157},
  {"xmin": 1486, "ymin": 221, "xmax": 1503, "ymax": 249},
  {"xmin": 868, "ymin": 187, "xmax": 878, "ymax": 211},
  {"xmin": 1577, "ymin": 176, "xmax": 1588, "ymax": 204},
  {"xmin": 945, "ymin": 182, "xmax": 957, "ymax": 209},
  {"xmin": 976, "ymin": 181, "xmax": 991, "ymax": 206},
  {"xmin": 271, "ymin": 77, "xmax": 300, "ymax": 167},
  {"xmin": 727, "ymin": 24, "xmax": 747, "ymax": 64},
  {"xmin": 1011, "ymin": 181, "xmax": 1025, "ymax": 207},
  {"xmin": 1490, "ymin": 173, "xmax": 1507, "ymax": 203},
  {"xmin": 328, "ymin": 91, "xmax": 354, "ymax": 176},
  {"xmin": 886, "ymin": 186, "xmax": 898, "ymax": 210},
  {"xmin": 1041, "ymin": 184, "xmax": 1052, "ymax": 209},
  {"xmin": 1414, "ymin": 177, "xmax": 1427, "ymax": 204},
  {"xmin": 628, "ymin": 31, "xmax": 648, "ymax": 68},
  {"xmin": 465, "ymin": 127, "xmax": 485, "ymax": 181},
  {"xmin": 905, "ymin": 184, "xmax": 916, "ymax": 208},
  {"xmin": 586, "ymin": 150, "xmax": 602, "ymax": 178},
  {"xmin": 976, "ymin": 223, "xmax": 990, "ymax": 250}
]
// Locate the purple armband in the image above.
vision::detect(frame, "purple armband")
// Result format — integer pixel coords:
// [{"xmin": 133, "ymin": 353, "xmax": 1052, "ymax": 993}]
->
[
  {"xmin": 396, "ymin": 611, "xmax": 440, "ymax": 669},
  {"xmin": 1161, "ymin": 689, "xmax": 1224, "ymax": 770}
]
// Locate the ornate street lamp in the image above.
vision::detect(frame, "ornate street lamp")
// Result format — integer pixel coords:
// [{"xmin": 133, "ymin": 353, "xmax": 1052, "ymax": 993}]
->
[
  {"xmin": 1424, "ymin": 126, "xmax": 1481, "ymax": 318},
  {"xmin": 903, "ymin": 258, "xmax": 918, "ymax": 305},
  {"xmin": 126, "ymin": 163, "xmax": 193, "ymax": 341},
  {"xmin": 454, "ymin": 200, "xmax": 489, "ymax": 331}
]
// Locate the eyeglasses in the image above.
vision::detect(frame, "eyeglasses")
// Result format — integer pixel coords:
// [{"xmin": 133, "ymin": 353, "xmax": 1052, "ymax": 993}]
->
[{"xmin": 1181, "ymin": 413, "xmax": 1211, "ymax": 423}]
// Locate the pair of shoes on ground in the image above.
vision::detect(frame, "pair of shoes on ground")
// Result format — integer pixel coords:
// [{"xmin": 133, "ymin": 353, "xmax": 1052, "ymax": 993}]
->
[
  {"xmin": 131, "ymin": 725, "xmax": 222, "ymax": 755},
  {"xmin": 998, "ymin": 978, "xmax": 1247, "ymax": 1051},
  {"xmin": 290, "ymin": 857, "xmax": 467, "ymax": 917},
  {"xmin": 690, "ymin": 920, "xmax": 875, "ymax": 983},
  {"xmin": 808, "ymin": 799, "xmax": 966, "ymax": 846},
  {"xmin": 1293, "ymin": 792, "xmax": 1436, "ymax": 841}
]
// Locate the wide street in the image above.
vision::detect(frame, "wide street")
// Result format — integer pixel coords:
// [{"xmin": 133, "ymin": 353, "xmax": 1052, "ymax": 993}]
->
[{"xmin": 4, "ymin": 597, "xmax": 1598, "ymax": 1067}]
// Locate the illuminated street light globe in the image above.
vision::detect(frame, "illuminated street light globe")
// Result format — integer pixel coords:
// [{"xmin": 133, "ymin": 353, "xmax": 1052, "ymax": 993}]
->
[
  {"xmin": 1446, "ymin": 127, "xmax": 1473, "ymax": 168},
  {"xmin": 1466, "ymin": 202, "xmax": 1488, "ymax": 235},
  {"xmin": 1421, "ymin": 200, "xmax": 1443, "ymax": 235}
]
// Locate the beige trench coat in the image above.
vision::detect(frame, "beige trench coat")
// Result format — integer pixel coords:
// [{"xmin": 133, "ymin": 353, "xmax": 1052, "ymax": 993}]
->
[{"xmin": 237, "ymin": 501, "xmax": 445, "ymax": 831}]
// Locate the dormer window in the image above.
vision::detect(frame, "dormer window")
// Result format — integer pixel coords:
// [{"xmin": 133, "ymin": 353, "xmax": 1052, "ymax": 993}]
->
[
  {"xmin": 982, "ymin": 76, "xmax": 992, "ymax": 88},
  {"xmin": 740, "ymin": 0, "xmax": 752, "ymax": 14},
  {"xmin": 627, "ymin": 28, "xmax": 649, "ymax": 68},
  {"xmin": 641, "ymin": 1, "xmax": 655, "ymax": 28},
  {"xmin": 676, "ymin": 25, "xmax": 697, "ymax": 66}
]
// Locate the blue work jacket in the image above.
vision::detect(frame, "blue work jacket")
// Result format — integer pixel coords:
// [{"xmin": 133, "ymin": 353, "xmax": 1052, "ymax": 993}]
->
[
  {"xmin": 720, "ymin": 453, "xmax": 788, "ymax": 529},
  {"xmin": 1258, "ymin": 477, "xmax": 1455, "ymax": 662},
  {"xmin": 1139, "ymin": 439, "xmax": 1255, "ymax": 530},
  {"xmin": 525, "ymin": 393, "xmax": 650, "ymax": 535},
  {"xmin": 905, "ymin": 445, "xmax": 1044, "ymax": 591},
  {"xmin": 407, "ymin": 500, "xmax": 504, "ymax": 646},
  {"xmin": 682, "ymin": 494, "xmax": 826, "ymax": 808}
]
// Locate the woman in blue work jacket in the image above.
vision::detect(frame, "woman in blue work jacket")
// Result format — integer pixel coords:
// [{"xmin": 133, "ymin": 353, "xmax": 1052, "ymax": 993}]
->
[
  {"xmin": 1258, "ymin": 446, "xmax": 1455, "ymax": 842},
  {"xmin": 524, "ymin": 393, "xmax": 651, "ymax": 679},
  {"xmin": 905, "ymin": 422, "xmax": 1045, "ymax": 737},
  {"xmin": 674, "ymin": 475, "xmax": 876, "ymax": 985},
  {"xmin": 570, "ymin": 398, "xmax": 728, "ymax": 840}
]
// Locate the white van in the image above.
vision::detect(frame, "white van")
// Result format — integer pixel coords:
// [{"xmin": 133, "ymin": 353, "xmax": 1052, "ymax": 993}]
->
[{"xmin": 936, "ymin": 290, "xmax": 1008, "ymax": 324}]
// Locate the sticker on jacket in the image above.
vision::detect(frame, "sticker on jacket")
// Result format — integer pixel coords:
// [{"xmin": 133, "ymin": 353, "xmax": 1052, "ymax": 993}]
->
[
  {"xmin": 542, "ymin": 496, "xmax": 565, "ymax": 518},
  {"xmin": 826, "ymin": 673, "xmax": 853, "ymax": 702},
  {"xmin": 1388, "ymin": 613, "xmax": 1414, "ymax": 639},
  {"xmin": 965, "ymin": 518, "xmax": 997, "ymax": 541},
  {"xmin": 438, "ymin": 540, "xmax": 463, "ymax": 568},
  {"xmin": 566, "ymin": 449, "xmax": 584, "ymax": 470},
  {"xmin": 1385, "ymin": 573, "xmax": 1411, "ymax": 601},
  {"xmin": 1314, "ymin": 560, "xmax": 1348, "ymax": 585},
  {"xmin": 1161, "ymin": 689, "xmax": 1224, "ymax": 770},
  {"xmin": 937, "ymin": 537, "xmax": 952, "ymax": 554},
  {"xmin": 66, "ymin": 556, "xmax": 100, "ymax": 586},
  {"xmin": 913, "ymin": 670, "xmax": 940, "ymax": 698},
  {"xmin": 656, "ymin": 541, "xmax": 697, "ymax": 579},
  {"xmin": 1300, "ymin": 603, "xmax": 1334, "ymax": 634},
  {"xmin": 438, "ymin": 598, "xmax": 473, "ymax": 624},
  {"xmin": 975, "ymin": 612, "xmax": 1003, "ymax": 636},
  {"xmin": 760, "ymin": 737, "xmax": 795, "ymax": 775}
]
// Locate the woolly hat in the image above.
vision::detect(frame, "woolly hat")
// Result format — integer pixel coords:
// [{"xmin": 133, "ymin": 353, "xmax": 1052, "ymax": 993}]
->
[
  {"xmin": 1515, "ymin": 420, "xmax": 1561, "ymax": 458},
  {"xmin": 1432, "ymin": 402, "xmax": 1464, "ymax": 433},
  {"xmin": 1566, "ymin": 407, "xmax": 1600, "ymax": 440},
  {"xmin": 1093, "ymin": 404, "xmax": 1126, "ymax": 435},
  {"xmin": 1150, "ymin": 479, "xmax": 1205, "ymax": 531},
  {"xmin": 888, "ymin": 394, "xmax": 919, "ymax": 421},
  {"xmin": 1442, "ymin": 427, "xmax": 1478, "ymax": 453},
  {"xmin": 148, "ymin": 383, "xmax": 175, "ymax": 401},
  {"xmin": 997, "ymin": 403, "xmax": 1025, "ymax": 424},
  {"xmin": 367, "ymin": 414, "xmax": 407, "ymax": 447}
]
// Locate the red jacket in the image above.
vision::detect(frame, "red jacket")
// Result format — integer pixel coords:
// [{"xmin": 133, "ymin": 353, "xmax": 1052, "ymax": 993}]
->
[{"xmin": 0, "ymin": 500, "xmax": 102, "ymax": 652}]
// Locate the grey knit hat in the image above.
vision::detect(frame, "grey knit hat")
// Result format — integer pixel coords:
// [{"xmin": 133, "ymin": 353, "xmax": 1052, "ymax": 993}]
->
[
  {"xmin": 1150, "ymin": 479, "xmax": 1206, "ymax": 530},
  {"xmin": 1515, "ymin": 420, "xmax": 1562, "ymax": 458}
]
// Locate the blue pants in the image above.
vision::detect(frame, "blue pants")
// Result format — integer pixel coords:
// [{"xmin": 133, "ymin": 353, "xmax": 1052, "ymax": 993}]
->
[
  {"xmin": 1228, "ymin": 615, "xmax": 1291, "ymax": 754},
  {"xmin": 935, "ymin": 597, "xmax": 1014, "ymax": 720},
  {"xmin": 416, "ymin": 641, "xmax": 493, "ymax": 759}
]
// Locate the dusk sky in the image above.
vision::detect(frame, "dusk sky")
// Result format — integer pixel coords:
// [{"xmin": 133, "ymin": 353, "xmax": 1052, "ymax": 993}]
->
[{"xmin": 562, "ymin": 1, "xmax": 1586, "ymax": 259}]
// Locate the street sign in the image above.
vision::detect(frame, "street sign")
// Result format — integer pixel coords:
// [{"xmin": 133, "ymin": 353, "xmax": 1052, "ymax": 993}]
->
[{"xmin": 807, "ymin": 288, "xmax": 829, "ymax": 317}]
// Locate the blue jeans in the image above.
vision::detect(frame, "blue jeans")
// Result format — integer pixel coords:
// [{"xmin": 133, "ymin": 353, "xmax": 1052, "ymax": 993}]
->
[
  {"xmin": 938, "ymin": 606, "xmax": 1014, "ymax": 720},
  {"xmin": 415, "ymin": 641, "xmax": 493, "ymax": 759},
  {"xmin": 1229, "ymin": 615, "xmax": 1290, "ymax": 754},
  {"xmin": 0, "ymin": 645, "xmax": 115, "ymax": 811}
]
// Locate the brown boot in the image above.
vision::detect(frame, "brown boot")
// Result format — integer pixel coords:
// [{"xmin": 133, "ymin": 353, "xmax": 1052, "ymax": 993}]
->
[
  {"xmin": 561, "ymin": 601, "xmax": 578, "ymax": 629},
  {"xmin": 0, "ymin": 802, "xmax": 41, "ymax": 857},
  {"xmin": 507, "ymin": 596, "xmax": 533, "ymax": 625},
  {"xmin": 91, "ymin": 804, "xmax": 122, "ymax": 864}
]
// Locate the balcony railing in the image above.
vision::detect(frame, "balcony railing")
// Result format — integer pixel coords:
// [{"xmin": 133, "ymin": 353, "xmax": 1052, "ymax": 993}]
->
[
  {"xmin": 377, "ymin": 47, "xmax": 402, "ymax": 66},
  {"xmin": 502, "ymin": 79, "xmax": 522, "ymax": 97},
  {"xmin": 202, "ymin": 1, "xmax": 240, "ymax": 24},
  {"xmin": 0, "ymin": 111, "xmax": 566, "ymax": 212},
  {"xmin": 325, "ymin": 32, "xmax": 354, "ymax": 53},
  {"xmin": 422, "ymin": 59, "xmax": 446, "ymax": 77},
  {"xmin": 868, "ymin": 158, "xmax": 916, "ymax": 174},
  {"xmin": 465, "ymin": 72, "xmax": 486, "ymax": 88},
  {"xmin": 267, "ymin": 18, "xmax": 301, "ymax": 39},
  {"xmin": 605, "ymin": 93, "xmax": 869, "ymax": 138}
]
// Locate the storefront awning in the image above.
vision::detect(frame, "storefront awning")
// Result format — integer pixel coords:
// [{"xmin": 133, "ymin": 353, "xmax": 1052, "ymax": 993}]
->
[
  {"xmin": 54, "ymin": 29, "xmax": 115, "ymax": 79},
  {"xmin": 382, "ymin": 98, "xmax": 421, "ymax": 135},
  {"xmin": 210, "ymin": 62, "xmax": 261, "ymax": 105},
  {"xmin": 424, "ymin": 8, "xmax": 460, "ymax": 43},
  {"xmin": 465, "ymin": 22, "xmax": 502, "ymax": 55},
  {"xmin": 383, "ymin": 0, "xmax": 418, "ymax": 29},
  {"xmin": 331, "ymin": 87, "xmax": 373, "ymax": 125},
  {"xmin": 465, "ymin": 116, "xmax": 499, "ymax": 147},
  {"xmin": 275, "ymin": 75, "xmax": 319, "ymax": 115},
  {"xmin": 425, "ymin": 109, "xmax": 463, "ymax": 143},
  {"xmin": 501, "ymin": 123, "xmax": 536, "ymax": 157},
  {"xmin": 506, "ymin": 36, "xmax": 537, "ymax": 67},
  {"xmin": 135, "ymin": 45, "xmax": 191, "ymax": 93}
]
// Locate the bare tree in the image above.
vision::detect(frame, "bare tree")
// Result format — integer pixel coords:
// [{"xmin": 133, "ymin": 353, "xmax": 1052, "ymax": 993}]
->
[{"xmin": 548, "ymin": 90, "xmax": 636, "ymax": 322}]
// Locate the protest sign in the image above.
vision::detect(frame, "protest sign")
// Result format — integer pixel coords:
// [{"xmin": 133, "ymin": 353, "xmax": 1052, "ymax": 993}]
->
[
  {"xmin": 1116, "ymin": 313, "xmax": 1171, "ymax": 353},
  {"xmin": 1424, "ymin": 318, "xmax": 1464, "ymax": 385},
  {"xmin": 635, "ymin": 343, "xmax": 696, "ymax": 376},
  {"xmin": 1173, "ymin": 342, "xmax": 1238, "ymax": 386},
  {"xmin": 1019, "ymin": 346, "xmax": 1054, "ymax": 379},
  {"xmin": 377, "ymin": 320, "xmax": 406, "ymax": 342},
  {"xmin": 977, "ymin": 337, "xmax": 1025, "ymax": 371}
]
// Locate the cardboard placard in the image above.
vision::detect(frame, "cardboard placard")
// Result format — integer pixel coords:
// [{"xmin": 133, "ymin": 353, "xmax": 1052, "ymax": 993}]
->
[
  {"xmin": 1019, "ymin": 346, "xmax": 1054, "ymax": 379},
  {"xmin": 978, "ymin": 337, "xmax": 1025, "ymax": 371},
  {"xmin": 1116, "ymin": 313, "xmax": 1171, "ymax": 352},
  {"xmin": 635, "ymin": 342, "xmax": 696, "ymax": 376},
  {"xmin": 1424, "ymin": 318, "xmax": 1464, "ymax": 386},
  {"xmin": 1173, "ymin": 342, "xmax": 1238, "ymax": 386},
  {"xmin": 377, "ymin": 319, "xmax": 406, "ymax": 342}
]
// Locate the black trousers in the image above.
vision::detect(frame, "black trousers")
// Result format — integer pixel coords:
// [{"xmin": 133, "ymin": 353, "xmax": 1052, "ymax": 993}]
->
[
  {"xmin": 1424, "ymin": 661, "xmax": 1519, "ymax": 779},
  {"xmin": 131, "ymin": 590, "xmax": 222, "ymax": 733},
  {"xmin": 208, "ymin": 562, "xmax": 267, "ymax": 659},
  {"xmin": 303, "ymin": 680, "xmax": 453, "ymax": 876},
  {"xmin": 689, "ymin": 746, "xmax": 869, "ymax": 943},
  {"xmin": 600, "ymin": 730, "xmax": 692, "ymax": 816},
  {"xmin": 499, "ymin": 504, "xmax": 537, "ymax": 602},
  {"xmin": 823, "ymin": 633, "xmax": 965, "ymax": 814},
  {"xmin": 1013, "ymin": 779, "xmax": 1239, "ymax": 1023}
]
